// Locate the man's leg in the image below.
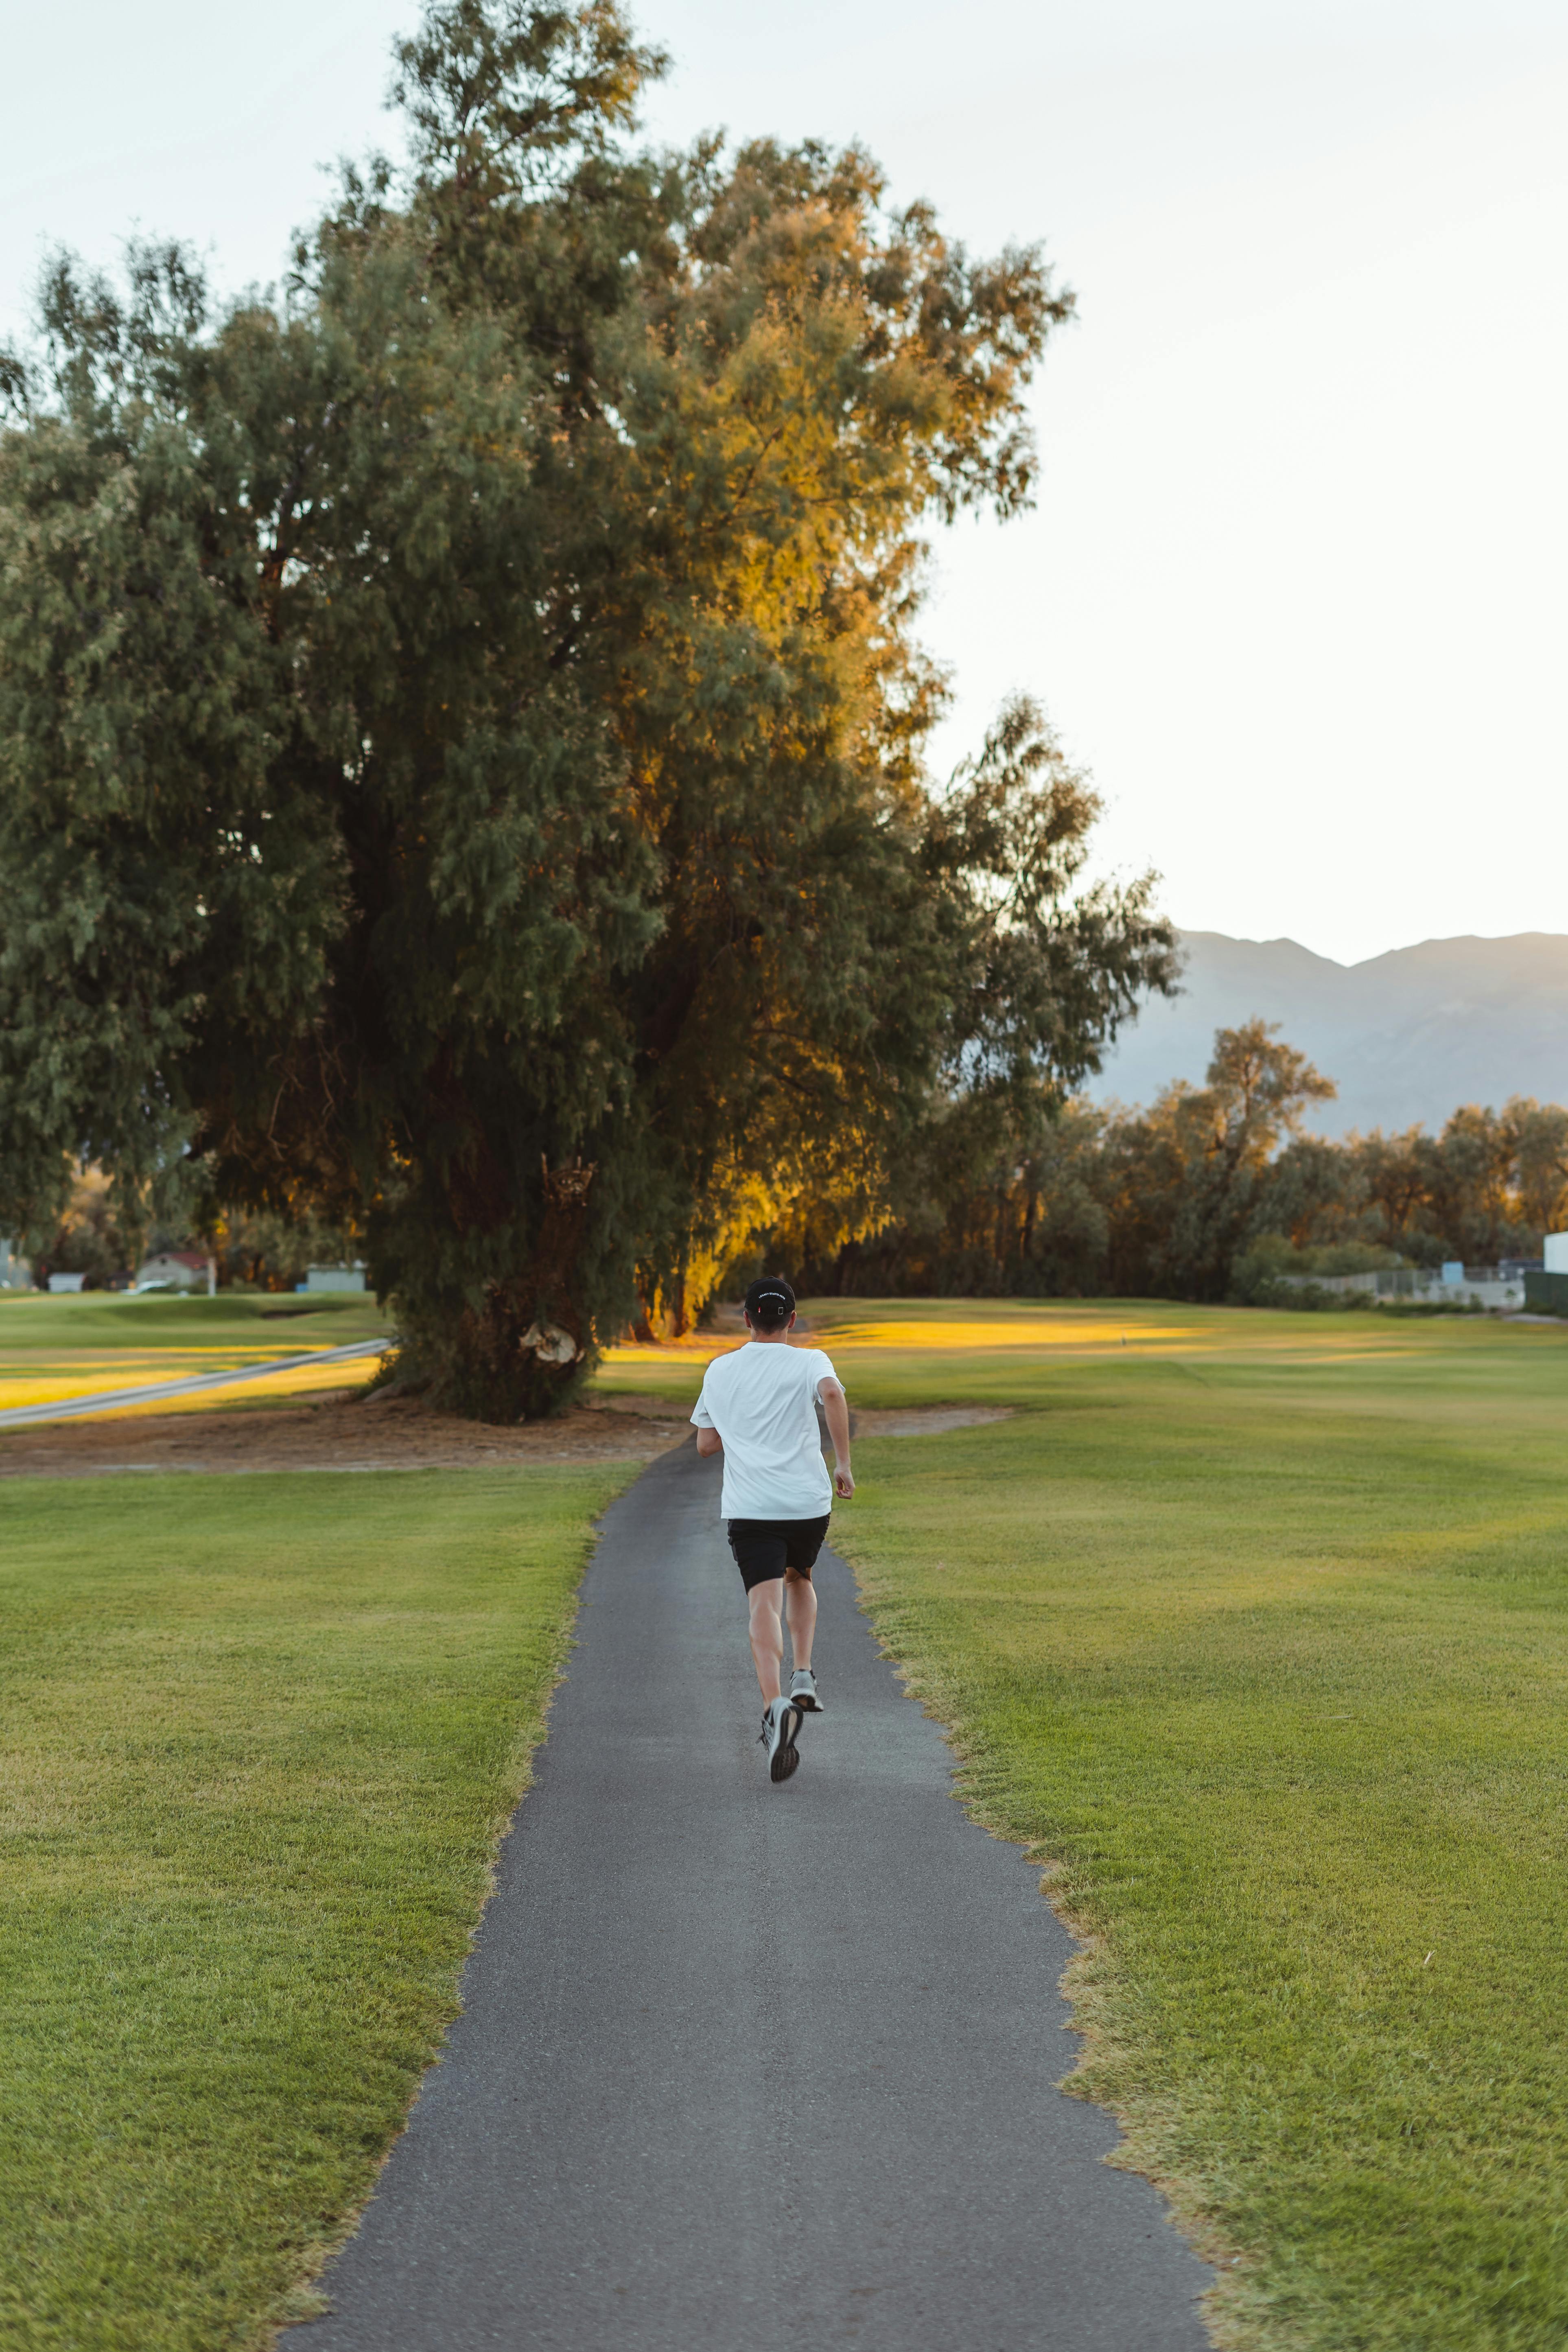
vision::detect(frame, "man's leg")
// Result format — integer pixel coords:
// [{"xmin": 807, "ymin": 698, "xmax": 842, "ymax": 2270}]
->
[
  {"xmin": 747, "ymin": 1578, "xmax": 785, "ymax": 1702},
  {"xmin": 783, "ymin": 1566, "xmax": 816, "ymax": 1673}
]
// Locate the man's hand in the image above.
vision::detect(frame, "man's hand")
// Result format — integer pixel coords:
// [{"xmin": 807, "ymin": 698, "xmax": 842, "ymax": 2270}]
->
[{"xmin": 819, "ymin": 1376, "xmax": 854, "ymax": 1501}]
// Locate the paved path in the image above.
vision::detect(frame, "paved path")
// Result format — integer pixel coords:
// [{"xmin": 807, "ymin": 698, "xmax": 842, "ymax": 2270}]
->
[
  {"xmin": 289, "ymin": 1440, "xmax": 1213, "ymax": 2350},
  {"xmin": 0, "ymin": 1338, "xmax": 392, "ymax": 1429}
]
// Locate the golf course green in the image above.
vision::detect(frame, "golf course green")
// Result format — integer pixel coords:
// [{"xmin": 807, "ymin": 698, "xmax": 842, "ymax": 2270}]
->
[
  {"xmin": 4, "ymin": 1298, "xmax": 1566, "ymax": 2349},
  {"xmin": 0, "ymin": 1291, "xmax": 396, "ymax": 1420}
]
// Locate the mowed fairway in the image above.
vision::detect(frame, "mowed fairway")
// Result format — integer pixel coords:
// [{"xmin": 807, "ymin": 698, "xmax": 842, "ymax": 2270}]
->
[
  {"xmin": 0, "ymin": 1464, "xmax": 637, "ymax": 2351},
  {"xmin": 787, "ymin": 1300, "xmax": 1568, "ymax": 2352},
  {"xmin": 0, "ymin": 1293, "xmax": 396, "ymax": 1420}
]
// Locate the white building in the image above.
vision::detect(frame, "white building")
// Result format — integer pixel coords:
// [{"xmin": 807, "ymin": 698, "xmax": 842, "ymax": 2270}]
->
[{"xmin": 305, "ymin": 1265, "xmax": 367, "ymax": 1293}]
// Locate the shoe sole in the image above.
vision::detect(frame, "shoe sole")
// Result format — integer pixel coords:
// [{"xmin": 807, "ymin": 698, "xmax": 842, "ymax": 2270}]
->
[
  {"xmin": 792, "ymin": 1694, "xmax": 824, "ymax": 1713},
  {"xmin": 770, "ymin": 1704, "xmax": 803, "ymax": 1782}
]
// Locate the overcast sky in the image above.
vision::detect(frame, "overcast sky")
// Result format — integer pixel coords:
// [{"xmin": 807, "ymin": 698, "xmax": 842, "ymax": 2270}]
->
[{"xmin": 4, "ymin": 0, "xmax": 1564, "ymax": 965}]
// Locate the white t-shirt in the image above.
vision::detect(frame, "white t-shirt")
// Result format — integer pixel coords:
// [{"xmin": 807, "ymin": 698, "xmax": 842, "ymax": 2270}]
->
[{"xmin": 691, "ymin": 1342, "xmax": 838, "ymax": 1520}]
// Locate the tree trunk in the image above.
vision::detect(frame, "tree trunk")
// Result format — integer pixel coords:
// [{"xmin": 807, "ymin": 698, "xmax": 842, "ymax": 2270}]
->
[{"xmin": 398, "ymin": 1160, "xmax": 598, "ymax": 1423}]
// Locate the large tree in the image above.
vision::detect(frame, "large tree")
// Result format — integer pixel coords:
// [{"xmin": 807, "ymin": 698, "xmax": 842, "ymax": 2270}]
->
[{"xmin": 0, "ymin": 0, "xmax": 1176, "ymax": 1416}]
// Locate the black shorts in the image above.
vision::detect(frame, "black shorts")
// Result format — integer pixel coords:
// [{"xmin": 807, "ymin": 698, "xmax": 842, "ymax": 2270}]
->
[{"xmin": 727, "ymin": 1515, "xmax": 831, "ymax": 1591}]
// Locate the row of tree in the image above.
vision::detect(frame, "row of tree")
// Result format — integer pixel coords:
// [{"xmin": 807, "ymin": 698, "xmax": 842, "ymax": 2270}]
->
[
  {"xmin": 781, "ymin": 1021, "xmax": 1568, "ymax": 1303},
  {"xmin": 31, "ymin": 1019, "xmax": 1563, "ymax": 1309}
]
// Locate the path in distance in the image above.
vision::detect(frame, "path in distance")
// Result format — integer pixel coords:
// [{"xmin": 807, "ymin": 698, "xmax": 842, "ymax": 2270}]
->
[
  {"xmin": 0, "ymin": 1337, "xmax": 392, "ymax": 1428},
  {"xmin": 288, "ymin": 1438, "xmax": 1212, "ymax": 2350}
]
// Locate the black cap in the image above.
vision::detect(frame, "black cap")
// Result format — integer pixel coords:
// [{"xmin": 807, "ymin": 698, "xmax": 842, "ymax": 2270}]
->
[{"xmin": 744, "ymin": 1275, "xmax": 796, "ymax": 1329}]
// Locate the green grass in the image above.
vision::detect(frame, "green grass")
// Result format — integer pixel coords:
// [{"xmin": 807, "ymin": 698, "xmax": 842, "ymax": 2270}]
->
[
  {"xmin": 17, "ymin": 1301, "xmax": 1563, "ymax": 2348},
  {"xmin": 0, "ymin": 1292, "xmax": 394, "ymax": 1354},
  {"xmin": 0, "ymin": 1292, "xmax": 400, "ymax": 1418},
  {"xmin": 812, "ymin": 1300, "xmax": 1568, "ymax": 2351},
  {"xmin": 0, "ymin": 1464, "xmax": 636, "ymax": 2350}
]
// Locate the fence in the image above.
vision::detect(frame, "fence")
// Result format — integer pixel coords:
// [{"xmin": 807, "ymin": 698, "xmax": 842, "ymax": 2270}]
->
[{"xmin": 1277, "ymin": 1268, "xmax": 1527, "ymax": 1310}]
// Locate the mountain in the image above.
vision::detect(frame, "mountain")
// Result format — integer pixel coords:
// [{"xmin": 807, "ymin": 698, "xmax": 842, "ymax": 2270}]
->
[{"xmin": 1089, "ymin": 932, "xmax": 1568, "ymax": 1136}]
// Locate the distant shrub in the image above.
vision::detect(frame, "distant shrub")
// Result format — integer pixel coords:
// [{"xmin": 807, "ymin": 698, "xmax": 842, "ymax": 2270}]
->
[
  {"xmin": 1377, "ymin": 1297, "xmax": 1488, "ymax": 1318},
  {"xmin": 1249, "ymin": 1278, "xmax": 1377, "ymax": 1313}
]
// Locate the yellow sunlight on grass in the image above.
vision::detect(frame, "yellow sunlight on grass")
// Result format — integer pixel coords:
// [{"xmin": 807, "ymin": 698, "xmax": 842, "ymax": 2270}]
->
[
  {"xmin": 0, "ymin": 1350, "xmax": 382, "ymax": 1416},
  {"xmin": 819, "ymin": 1316, "xmax": 1197, "ymax": 1351}
]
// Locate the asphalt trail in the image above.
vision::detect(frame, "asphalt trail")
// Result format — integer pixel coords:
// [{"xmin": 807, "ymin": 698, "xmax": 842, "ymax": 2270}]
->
[{"xmin": 289, "ymin": 1437, "xmax": 1213, "ymax": 2350}]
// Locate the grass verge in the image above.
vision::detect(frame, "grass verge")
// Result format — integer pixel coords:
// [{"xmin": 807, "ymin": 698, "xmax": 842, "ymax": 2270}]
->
[
  {"xmin": 0, "ymin": 1463, "xmax": 636, "ymax": 2351},
  {"xmin": 0, "ymin": 1294, "xmax": 398, "ymax": 1420},
  {"xmin": 0, "ymin": 1293, "xmax": 393, "ymax": 1353},
  {"xmin": 812, "ymin": 1300, "xmax": 1568, "ymax": 2352}
]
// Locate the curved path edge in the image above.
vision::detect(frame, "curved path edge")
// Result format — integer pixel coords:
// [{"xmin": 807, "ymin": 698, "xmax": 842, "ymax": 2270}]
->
[{"xmin": 286, "ymin": 1437, "xmax": 1214, "ymax": 2350}]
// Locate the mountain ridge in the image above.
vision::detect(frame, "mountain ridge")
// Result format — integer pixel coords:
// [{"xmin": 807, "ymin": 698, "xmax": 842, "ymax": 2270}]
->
[{"xmin": 1090, "ymin": 930, "xmax": 1568, "ymax": 1136}]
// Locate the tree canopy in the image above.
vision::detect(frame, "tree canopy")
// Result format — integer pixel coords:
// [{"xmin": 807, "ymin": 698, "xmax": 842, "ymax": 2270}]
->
[{"xmin": 0, "ymin": 0, "xmax": 1176, "ymax": 1414}]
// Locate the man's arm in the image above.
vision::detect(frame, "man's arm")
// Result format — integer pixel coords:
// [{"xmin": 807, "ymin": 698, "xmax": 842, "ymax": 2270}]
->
[
  {"xmin": 691, "ymin": 1377, "xmax": 721, "ymax": 1456},
  {"xmin": 819, "ymin": 1376, "xmax": 854, "ymax": 1499}
]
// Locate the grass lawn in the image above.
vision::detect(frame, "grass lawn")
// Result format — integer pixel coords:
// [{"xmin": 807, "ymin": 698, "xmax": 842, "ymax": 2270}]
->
[
  {"xmin": 0, "ymin": 1463, "xmax": 636, "ymax": 2351},
  {"xmin": 0, "ymin": 1294, "xmax": 397, "ymax": 1420},
  {"xmin": 795, "ymin": 1299, "xmax": 1568, "ymax": 2352}
]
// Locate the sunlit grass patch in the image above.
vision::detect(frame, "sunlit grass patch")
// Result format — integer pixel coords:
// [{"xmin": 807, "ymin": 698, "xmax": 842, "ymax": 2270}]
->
[
  {"xmin": 0, "ymin": 1356, "xmax": 385, "ymax": 1418},
  {"xmin": 0, "ymin": 1295, "xmax": 397, "ymax": 1421}
]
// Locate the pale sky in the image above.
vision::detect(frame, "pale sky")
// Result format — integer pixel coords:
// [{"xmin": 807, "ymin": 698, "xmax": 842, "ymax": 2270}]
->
[{"xmin": 4, "ymin": 0, "xmax": 1564, "ymax": 965}]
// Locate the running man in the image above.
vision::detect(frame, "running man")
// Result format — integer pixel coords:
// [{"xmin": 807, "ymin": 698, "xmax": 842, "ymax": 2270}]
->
[{"xmin": 691, "ymin": 1276, "xmax": 854, "ymax": 1783}]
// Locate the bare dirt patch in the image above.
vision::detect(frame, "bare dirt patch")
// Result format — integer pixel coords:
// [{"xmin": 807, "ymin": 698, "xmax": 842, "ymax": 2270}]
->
[
  {"xmin": 0, "ymin": 1392, "xmax": 693, "ymax": 1479},
  {"xmin": 853, "ymin": 1406, "xmax": 1013, "ymax": 1436}
]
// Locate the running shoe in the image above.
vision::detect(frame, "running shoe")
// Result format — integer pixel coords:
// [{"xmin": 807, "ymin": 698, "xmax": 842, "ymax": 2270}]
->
[
  {"xmin": 759, "ymin": 1698, "xmax": 802, "ymax": 1783},
  {"xmin": 790, "ymin": 1667, "xmax": 825, "ymax": 1714}
]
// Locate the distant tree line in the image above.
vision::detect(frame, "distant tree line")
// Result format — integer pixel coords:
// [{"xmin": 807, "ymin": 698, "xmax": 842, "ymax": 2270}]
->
[
  {"xmin": 777, "ymin": 1021, "xmax": 1568, "ymax": 1304},
  {"xmin": 28, "ymin": 1171, "xmax": 357, "ymax": 1293},
  {"xmin": 35, "ymin": 1018, "xmax": 1563, "ymax": 1311}
]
